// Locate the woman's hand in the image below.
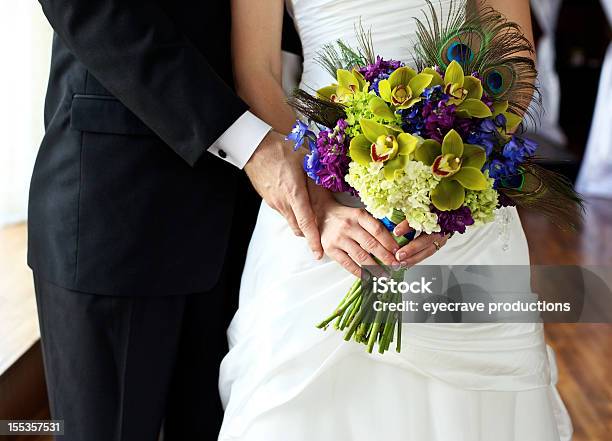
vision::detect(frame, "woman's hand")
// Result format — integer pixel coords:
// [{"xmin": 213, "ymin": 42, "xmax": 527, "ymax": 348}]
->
[
  {"xmin": 308, "ymin": 181, "xmax": 400, "ymax": 277},
  {"xmin": 392, "ymin": 220, "xmax": 450, "ymax": 267}
]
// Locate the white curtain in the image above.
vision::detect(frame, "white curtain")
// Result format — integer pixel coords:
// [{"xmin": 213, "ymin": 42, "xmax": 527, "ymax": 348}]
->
[
  {"xmin": 526, "ymin": 0, "xmax": 566, "ymax": 145},
  {"xmin": 576, "ymin": 0, "xmax": 612, "ymax": 198},
  {"xmin": 0, "ymin": 2, "xmax": 52, "ymax": 227}
]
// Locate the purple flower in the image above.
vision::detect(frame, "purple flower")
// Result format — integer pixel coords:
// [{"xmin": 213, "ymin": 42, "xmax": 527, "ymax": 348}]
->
[
  {"xmin": 359, "ymin": 56, "xmax": 403, "ymax": 93},
  {"xmin": 422, "ymin": 99, "xmax": 457, "ymax": 142},
  {"xmin": 311, "ymin": 119, "xmax": 356, "ymax": 194},
  {"xmin": 400, "ymin": 85, "xmax": 477, "ymax": 142},
  {"xmin": 432, "ymin": 206, "xmax": 475, "ymax": 235},
  {"xmin": 317, "ymin": 164, "xmax": 349, "ymax": 193},
  {"xmin": 481, "ymin": 92, "xmax": 494, "ymax": 111}
]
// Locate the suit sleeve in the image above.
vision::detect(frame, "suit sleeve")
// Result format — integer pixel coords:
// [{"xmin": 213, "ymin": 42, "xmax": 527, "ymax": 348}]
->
[{"xmin": 38, "ymin": 0, "xmax": 249, "ymax": 166}]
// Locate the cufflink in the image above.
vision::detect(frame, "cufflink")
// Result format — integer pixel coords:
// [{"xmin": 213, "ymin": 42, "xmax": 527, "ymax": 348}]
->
[{"xmin": 218, "ymin": 149, "xmax": 227, "ymax": 159}]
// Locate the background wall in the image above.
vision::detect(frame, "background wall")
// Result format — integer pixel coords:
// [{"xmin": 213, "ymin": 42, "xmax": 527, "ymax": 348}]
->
[{"xmin": 0, "ymin": 3, "xmax": 51, "ymax": 227}]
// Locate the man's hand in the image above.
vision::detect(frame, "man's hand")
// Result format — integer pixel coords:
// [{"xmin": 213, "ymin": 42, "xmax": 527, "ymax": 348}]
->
[
  {"xmin": 245, "ymin": 130, "xmax": 323, "ymax": 259},
  {"xmin": 308, "ymin": 181, "xmax": 400, "ymax": 277}
]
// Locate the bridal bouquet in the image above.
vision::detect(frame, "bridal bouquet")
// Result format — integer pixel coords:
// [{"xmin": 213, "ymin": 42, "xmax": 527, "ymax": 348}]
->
[{"xmin": 286, "ymin": 1, "xmax": 582, "ymax": 354}]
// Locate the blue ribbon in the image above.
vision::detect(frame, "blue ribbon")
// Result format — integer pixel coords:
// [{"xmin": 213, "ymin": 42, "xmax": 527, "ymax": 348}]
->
[{"xmin": 381, "ymin": 217, "xmax": 416, "ymax": 241}]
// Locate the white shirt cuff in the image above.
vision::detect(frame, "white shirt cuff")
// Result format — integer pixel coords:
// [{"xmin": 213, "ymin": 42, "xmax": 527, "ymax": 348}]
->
[{"xmin": 207, "ymin": 111, "xmax": 272, "ymax": 169}]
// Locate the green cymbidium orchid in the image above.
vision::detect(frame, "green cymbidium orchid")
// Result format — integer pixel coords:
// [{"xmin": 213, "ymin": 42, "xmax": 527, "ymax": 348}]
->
[
  {"xmin": 317, "ymin": 68, "xmax": 369, "ymax": 103},
  {"xmin": 492, "ymin": 100, "xmax": 523, "ymax": 133},
  {"xmin": 378, "ymin": 67, "xmax": 433, "ymax": 110},
  {"xmin": 424, "ymin": 61, "xmax": 493, "ymax": 119},
  {"xmin": 415, "ymin": 129, "xmax": 489, "ymax": 211},
  {"xmin": 349, "ymin": 119, "xmax": 419, "ymax": 180}
]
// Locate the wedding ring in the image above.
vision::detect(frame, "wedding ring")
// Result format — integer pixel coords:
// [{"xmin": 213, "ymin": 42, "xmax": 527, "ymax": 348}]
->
[{"xmin": 433, "ymin": 240, "xmax": 442, "ymax": 251}]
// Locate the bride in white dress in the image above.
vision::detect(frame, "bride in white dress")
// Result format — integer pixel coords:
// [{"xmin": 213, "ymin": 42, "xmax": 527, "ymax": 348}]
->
[{"xmin": 220, "ymin": 1, "xmax": 573, "ymax": 440}]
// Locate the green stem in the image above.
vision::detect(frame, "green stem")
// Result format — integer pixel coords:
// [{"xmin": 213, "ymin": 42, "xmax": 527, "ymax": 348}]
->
[
  {"xmin": 317, "ymin": 286, "xmax": 362, "ymax": 329},
  {"xmin": 336, "ymin": 279, "xmax": 361, "ymax": 310},
  {"xmin": 389, "ymin": 209, "xmax": 406, "ymax": 225},
  {"xmin": 395, "ymin": 309, "xmax": 402, "ymax": 353},
  {"xmin": 379, "ymin": 309, "xmax": 396, "ymax": 354},
  {"xmin": 366, "ymin": 306, "xmax": 386, "ymax": 353},
  {"xmin": 355, "ymin": 301, "xmax": 375, "ymax": 343},
  {"xmin": 356, "ymin": 320, "xmax": 369, "ymax": 343},
  {"xmin": 337, "ymin": 300, "xmax": 354, "ymax": 330},
  {"xmin": 343, "ymin": 286, "xmax": 375, "ymax": 340},
  {"xmin": 344, "ymin": 295, "xmax": 362, "ymax": 328},
  {"xmin": 339, "ymin": 294, "xmax": 359, "ymax": 330}
]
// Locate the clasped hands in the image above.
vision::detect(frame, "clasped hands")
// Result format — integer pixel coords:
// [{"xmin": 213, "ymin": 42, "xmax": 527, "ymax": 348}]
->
[{"xmin": 245, "ymin": 131, "xmax": 449, "ymax": 277}]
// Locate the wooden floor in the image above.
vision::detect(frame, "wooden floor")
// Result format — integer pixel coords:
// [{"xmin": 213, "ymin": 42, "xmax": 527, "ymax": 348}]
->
[
  {"xmin": 521, "ymin": 198, "xmax": 612, "ymax": 441},
  {"xmin": 2, "ymin": 197, "xmax": 611, "ymax": 441}
]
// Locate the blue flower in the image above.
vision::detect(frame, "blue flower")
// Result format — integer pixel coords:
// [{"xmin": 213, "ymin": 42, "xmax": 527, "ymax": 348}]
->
[
  {"xmin": 400, "ymin": 102, "xmax": 425, "ymax": 136},
  {"xmin": 303, "ymin": 144, "xmax": 321, "ymax": 184},
  {"xmin": 467, "ymin": 114, "xmax": 507, "ymax": 156},
  {"xmin": 467, "ymin": 132, "xmax": 495, "ymax": 156},
  {"xmin": 488, "ymin": 159, "xmax": 512, "ymax": 180},
  {"xmin": 488, "ymin": 157, "xmax": 523, "ymax": 188},
  {"xmin": 494, "ymin": 113, "xmax": 507, "ymax": 128},
  {"xmin": 287, "ymin": 120, "xmax": 316, "ymax": 151},
  {"xmin": 503, "ymin": 135, "xmax": 538, "ymax": 163},
  {"xmin": 423, "ymin": 85, "xmax": 446, "ymax": 101}
]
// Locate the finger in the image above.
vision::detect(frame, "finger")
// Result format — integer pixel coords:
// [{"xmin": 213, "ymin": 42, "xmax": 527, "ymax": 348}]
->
[
  {"xmin": 395, "ymin": 233, "xmax": 447, "ymax": 262},
  {"xmin": 353, "ymin": 229, "xmax": 398, "ymax": 267},
  {"xmin": 329, "ymin": 249, "xmax": 362, "ymax": 277},
  {"xmin": 291, "ymin": 188, "xmax": 324, "ymax": 259},
  {"xmin": 395, "ymin": 234, "xmax": 432, "ymax": 261},
  {"xmin": 279, "ymin": 205, "xmax": 303, "ymax": 237},
  {"xmin": 344, "ymin": 239, "xmax": 379, "ymax": 269},
  {"xmin": 400, "ymin": 243, "xmax": 437, "ymax": 267},
  {"xmin": 392, "ymin": 220, "xmax": 414, "ymax": 238},
  {"xmin": 434, "ymin": 234, "xmax": 449, "ymax": 249},
  {"xmin": 357, "ymin": 211, "xmax": 401, "ymax": 254}
]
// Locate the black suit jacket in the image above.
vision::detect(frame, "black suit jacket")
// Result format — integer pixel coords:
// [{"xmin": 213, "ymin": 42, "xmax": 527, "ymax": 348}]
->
[{"xmin": 28, "ymin": 0, "xmax": 253, "ymax": 295}]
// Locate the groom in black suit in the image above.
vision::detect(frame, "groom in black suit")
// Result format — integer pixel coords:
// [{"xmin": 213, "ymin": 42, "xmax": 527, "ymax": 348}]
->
[{"xmin": 30, "ymin": 1, "xmax": 317, "ymax": 440}]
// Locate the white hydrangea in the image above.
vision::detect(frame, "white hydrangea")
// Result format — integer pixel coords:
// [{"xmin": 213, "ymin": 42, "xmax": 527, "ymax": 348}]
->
[
  {"xmin": 464, "ymin": 174, "xmax": 498, "ymax": 225},
  {"xmin": 346, "ymin": 160, "xmax": 442, "ymax": 234}
]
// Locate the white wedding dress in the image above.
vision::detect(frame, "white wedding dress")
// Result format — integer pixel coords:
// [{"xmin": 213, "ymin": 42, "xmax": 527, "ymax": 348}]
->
[{"xmin": 218, "ymin": 1, "xmax": 573, "ymax": 440}]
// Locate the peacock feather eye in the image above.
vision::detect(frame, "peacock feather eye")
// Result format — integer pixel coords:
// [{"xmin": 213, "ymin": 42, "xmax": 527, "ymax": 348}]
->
[
  {"xmin": 446, "ymin": 42, "xmax": 474, "ymax": 64},
  {"xmin": 500, "ymin": 170, "xmax": 526, "ymax": 191},
  {"xmin": 414, "ymin": 1, "xmax": 540, "ymax": 120},
  {"xmin": 486, "ymin": 71, "xmax": 503, "ymax": 93},
  {"xmin": 439, "ymin": 29, "xmax": 484, "ymax": 69},
  {"xmin": 482, "ymin": 65, "xmax": 515, "ymax": 97}
]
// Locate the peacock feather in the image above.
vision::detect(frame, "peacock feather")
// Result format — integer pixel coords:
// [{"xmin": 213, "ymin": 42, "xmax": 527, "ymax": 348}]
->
[
  {"xmin": 316, "ymin": 21, "xmax": 376, "ymax": 77},
  {"xmin": 413, "ymin": 0, "xmax": 540, "ymax": 122},
  {"xmin": 499, "ymin": 161, "xmax": 585, "ymax": 230},
  {"xmin": 287, "ymin": 89, "xmax": 347, "ymax": 128}
]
